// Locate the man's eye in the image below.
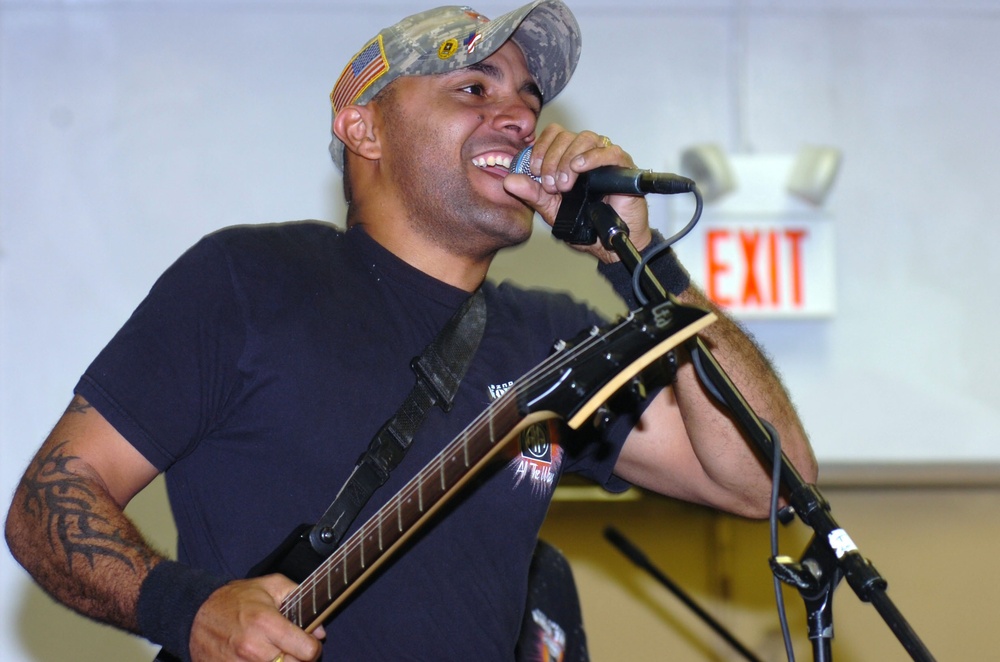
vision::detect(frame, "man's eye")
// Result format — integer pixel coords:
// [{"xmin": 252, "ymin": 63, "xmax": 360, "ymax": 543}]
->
[{"xmin": 460, "ymin": 84, "xmax": 485, "ymax": 96}]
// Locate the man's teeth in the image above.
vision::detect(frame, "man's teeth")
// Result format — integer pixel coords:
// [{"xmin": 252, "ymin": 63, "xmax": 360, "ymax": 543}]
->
[{"xmin": 473, "ymin": 155, "xmax": 513, "ymax": 169}]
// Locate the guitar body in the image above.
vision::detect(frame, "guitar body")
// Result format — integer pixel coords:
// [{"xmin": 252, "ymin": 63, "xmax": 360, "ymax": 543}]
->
[
  {"xmin": 246, "ymin": 524, "xmax": 326, "ymax": 583},
  {"xmin": 153, "ymin": 298, "xmax": 715, "ymax": 660},
  {"xmin": 153, "ymin": 647, "xmax": 182, "ymax": 662}
]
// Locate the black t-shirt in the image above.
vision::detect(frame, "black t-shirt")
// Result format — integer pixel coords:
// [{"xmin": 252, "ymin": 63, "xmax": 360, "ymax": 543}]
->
[{"xmin": 77, "ymin": 222, "xmax": 633, "ymax": 659}]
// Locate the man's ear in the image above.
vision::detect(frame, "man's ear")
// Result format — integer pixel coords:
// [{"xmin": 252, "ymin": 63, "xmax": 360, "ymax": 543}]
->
[{"xmin": 333, "ymin": 105, "xmax": 382, "ymax": 162}]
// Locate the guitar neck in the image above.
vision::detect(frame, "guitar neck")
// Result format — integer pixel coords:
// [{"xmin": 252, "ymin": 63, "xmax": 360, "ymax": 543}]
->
[{"xmin": 279, "ymin": 387, "xmax": 547, "ymax": 632}]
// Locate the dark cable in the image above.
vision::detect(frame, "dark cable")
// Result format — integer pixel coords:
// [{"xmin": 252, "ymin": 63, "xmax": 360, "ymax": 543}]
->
[
  {"xmin": 763, "ymin": 419, "xmax": 796, "ymax": 662},
  {"xmin": 632, "ymin": 185, "xmax": 704, "ymax": 306}
]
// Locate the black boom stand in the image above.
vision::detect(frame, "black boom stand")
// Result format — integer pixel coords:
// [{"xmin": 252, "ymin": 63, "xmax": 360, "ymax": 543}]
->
[{"xmin": 571, "ymin": 196, "xmax": 936, "ymax": 662}]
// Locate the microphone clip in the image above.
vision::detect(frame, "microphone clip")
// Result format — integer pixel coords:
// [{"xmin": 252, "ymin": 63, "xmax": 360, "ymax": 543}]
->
[
  {"xmin": 551, "ymin": 165, "xmax": 694, "ymax": 245},
  {"xmin": 551, "ymin": 176, "xmax": 602, "ymax": 245}
]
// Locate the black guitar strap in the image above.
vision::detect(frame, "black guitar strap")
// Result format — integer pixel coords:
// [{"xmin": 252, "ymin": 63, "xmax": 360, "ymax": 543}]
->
[{"xmin": 307, "ymin": 289, "xmax": 487, "ymax": 558}]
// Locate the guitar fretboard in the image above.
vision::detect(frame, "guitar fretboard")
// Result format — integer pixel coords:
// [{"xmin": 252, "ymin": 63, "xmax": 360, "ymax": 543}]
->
[{"xmin": 279, "ymin": 384, "xmax": 529, "ymax": 630}]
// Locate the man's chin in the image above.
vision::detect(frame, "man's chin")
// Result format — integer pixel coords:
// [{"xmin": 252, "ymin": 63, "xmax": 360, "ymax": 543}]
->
[
  {"xmin": 500, "ymin": 204, "xmax": 536, "ymax": 242},
  {"xmin": 470, "ymin": 208, "xmax": 534, "ymax": 256},
  {"xmin": 509, "ymin": 214, "xmax": 534, "ymax": 247}
]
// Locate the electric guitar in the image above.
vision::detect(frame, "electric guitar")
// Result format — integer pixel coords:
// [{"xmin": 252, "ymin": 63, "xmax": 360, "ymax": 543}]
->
[{"xmin": 154, "ymin": 298, "xmax": 715, "ymax": 661}]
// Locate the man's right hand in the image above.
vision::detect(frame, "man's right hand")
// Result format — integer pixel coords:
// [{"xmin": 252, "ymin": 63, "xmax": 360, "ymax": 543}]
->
[{"xmin": 190, "ymin": 574, "xmax": 324, "ymax": 662}]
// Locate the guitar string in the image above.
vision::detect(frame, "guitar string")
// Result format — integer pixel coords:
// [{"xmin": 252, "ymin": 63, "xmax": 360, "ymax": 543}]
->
[{"xmin": 280, "ymin": 314, "xmax": 636, "ymax": 623}]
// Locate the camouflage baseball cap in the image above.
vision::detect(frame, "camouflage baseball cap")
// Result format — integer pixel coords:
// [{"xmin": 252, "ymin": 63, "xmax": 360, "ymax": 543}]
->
[{"xmin": 328, "ymin": 0, "xmax": 582, "ymax": 170}]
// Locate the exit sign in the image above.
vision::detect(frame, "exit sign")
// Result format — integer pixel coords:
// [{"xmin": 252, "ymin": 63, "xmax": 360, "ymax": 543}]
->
[
  {"xmin": 678, "ymin": 218, "xmax": 836, "ymax": 318},
  {"xmin": 669, "ymin": 152, "xmax": 838, "ymax": 319}
]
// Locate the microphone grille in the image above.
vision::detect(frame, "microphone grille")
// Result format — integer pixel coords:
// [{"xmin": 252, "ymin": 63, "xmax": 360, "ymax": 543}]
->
[{"xmin": 510, "ymin": 146, "xmax": 540, "ymax": 182}]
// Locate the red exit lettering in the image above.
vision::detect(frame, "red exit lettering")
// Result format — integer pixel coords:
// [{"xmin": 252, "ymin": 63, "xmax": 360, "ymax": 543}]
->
[{"xmin": 706, "ymin": 228, "xmax": 807, "ymax": 308}]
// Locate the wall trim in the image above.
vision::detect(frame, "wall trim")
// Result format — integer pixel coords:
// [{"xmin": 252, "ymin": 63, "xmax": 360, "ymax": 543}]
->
[{"xmin": 817, "ymin": 462, "xmax": 1000, "ymax": 488}]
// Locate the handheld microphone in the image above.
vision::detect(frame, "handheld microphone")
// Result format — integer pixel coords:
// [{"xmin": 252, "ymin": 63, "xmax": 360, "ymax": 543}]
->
[
  {"xmin": 509, "ymin": 145, "xmax": 696, "ymax": 195},
  {"xmin": 509, "ymin": 145, "xmax": 697, "ymax": 244}
]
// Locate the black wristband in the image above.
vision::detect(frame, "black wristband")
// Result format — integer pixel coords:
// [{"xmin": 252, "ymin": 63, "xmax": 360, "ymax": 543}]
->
[
  {"xmin": 137, "ymin": 560, "xmax": 228, "ymax": 662},
  {"xmin": 597, "ymin": 230, "xmax": 690, "ymax": 309}
]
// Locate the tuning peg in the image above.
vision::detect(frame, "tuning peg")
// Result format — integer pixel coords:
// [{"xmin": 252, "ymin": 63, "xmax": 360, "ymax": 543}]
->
[
  {"xmin": 627, "ymin": 376, "xmax": 647, "ymax": 402},
  {"xmin": 592, "ymin": 405, "xmax": 613, "ymax": 431}
]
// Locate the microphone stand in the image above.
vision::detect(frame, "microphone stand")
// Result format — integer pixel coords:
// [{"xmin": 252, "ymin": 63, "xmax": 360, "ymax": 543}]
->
[{"xmin": 577, "ymin": 198, "xmax": 936, "ymax": 662}]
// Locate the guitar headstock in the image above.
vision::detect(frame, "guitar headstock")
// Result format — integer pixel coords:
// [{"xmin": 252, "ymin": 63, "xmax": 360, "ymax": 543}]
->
[{"xmin": 521, "ymin": 299, "xmax": 717, "ymax": 429}]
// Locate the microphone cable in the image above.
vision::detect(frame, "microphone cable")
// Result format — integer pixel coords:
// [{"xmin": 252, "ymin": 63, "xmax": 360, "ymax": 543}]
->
[{"xmin": 631, "ymin": 184, "xmax": 704, "ymax": 307}]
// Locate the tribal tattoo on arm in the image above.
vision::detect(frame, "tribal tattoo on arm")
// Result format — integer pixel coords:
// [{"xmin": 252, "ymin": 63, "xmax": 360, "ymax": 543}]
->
[
  {"xmin": 20, "ymin": 439, "xmax": 157, "ymax": 574},
  {"xmin": 5, "ymin": 398, "xmax": 163, "ymax": 631},
  {"xmin": 66, "ymin": 398, "xmax": 95, "ymax": 415}
]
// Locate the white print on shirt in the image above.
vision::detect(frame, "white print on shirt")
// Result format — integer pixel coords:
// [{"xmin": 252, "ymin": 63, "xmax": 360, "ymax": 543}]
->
[
  {"xmin": 529, "ymin": 608, "xmax": 567, "ymax": 662},
  {"xmin": 510, "ymin": 422, "xmax": 562, "ymax": 497},
  {"xmin": 488, "ymin": 380, "xmax": 562, "ymax": 497},
  {"xmin": 488, "ymin": 380, "xmax": 515, "ymax": 401}
]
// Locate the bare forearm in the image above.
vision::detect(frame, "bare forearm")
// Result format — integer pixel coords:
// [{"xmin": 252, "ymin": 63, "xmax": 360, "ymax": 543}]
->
[
  {"xmin": 674, "ymin": 286, "xmax": 817, "ymax": 513},
  {"xmin": 4, "ymin": 433, "xmax": 165, "ymax": 632}
]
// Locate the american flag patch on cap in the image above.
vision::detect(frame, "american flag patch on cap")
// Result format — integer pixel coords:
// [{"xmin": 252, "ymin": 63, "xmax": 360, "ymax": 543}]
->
[{"xmin": 331, "ymin": 36, "xmax": 389, "ymax": 113}]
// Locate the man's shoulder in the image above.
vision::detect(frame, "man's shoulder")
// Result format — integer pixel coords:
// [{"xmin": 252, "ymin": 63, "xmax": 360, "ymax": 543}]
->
[
  {"xmin": 167, "ymin": 220, "xmax": 349, "ymax": 290},
  {"xmin": 205, "ymin": 220, "xmax": 344, "ymax": 249},
  {"xmin": 197, "ymin": 220, "xmax": 347, "ymax": 268}
]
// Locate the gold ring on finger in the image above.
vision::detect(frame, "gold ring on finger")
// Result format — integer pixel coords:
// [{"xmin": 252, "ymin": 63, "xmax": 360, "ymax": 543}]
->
[{"xmin": 599, "ymin": 135, "xmax": 612, "ymax": 148}]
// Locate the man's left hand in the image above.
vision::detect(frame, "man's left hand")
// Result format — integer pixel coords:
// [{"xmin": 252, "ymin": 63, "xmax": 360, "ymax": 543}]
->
[{"xmin": 503, "ymin": 124, "xmax": 652, "ymax": 263}]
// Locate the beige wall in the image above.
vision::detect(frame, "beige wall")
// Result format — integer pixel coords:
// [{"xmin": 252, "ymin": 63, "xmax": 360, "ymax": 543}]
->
[{"xmin": 540, "ymin": 476, "xmax": 1000, "ymax": 661}]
